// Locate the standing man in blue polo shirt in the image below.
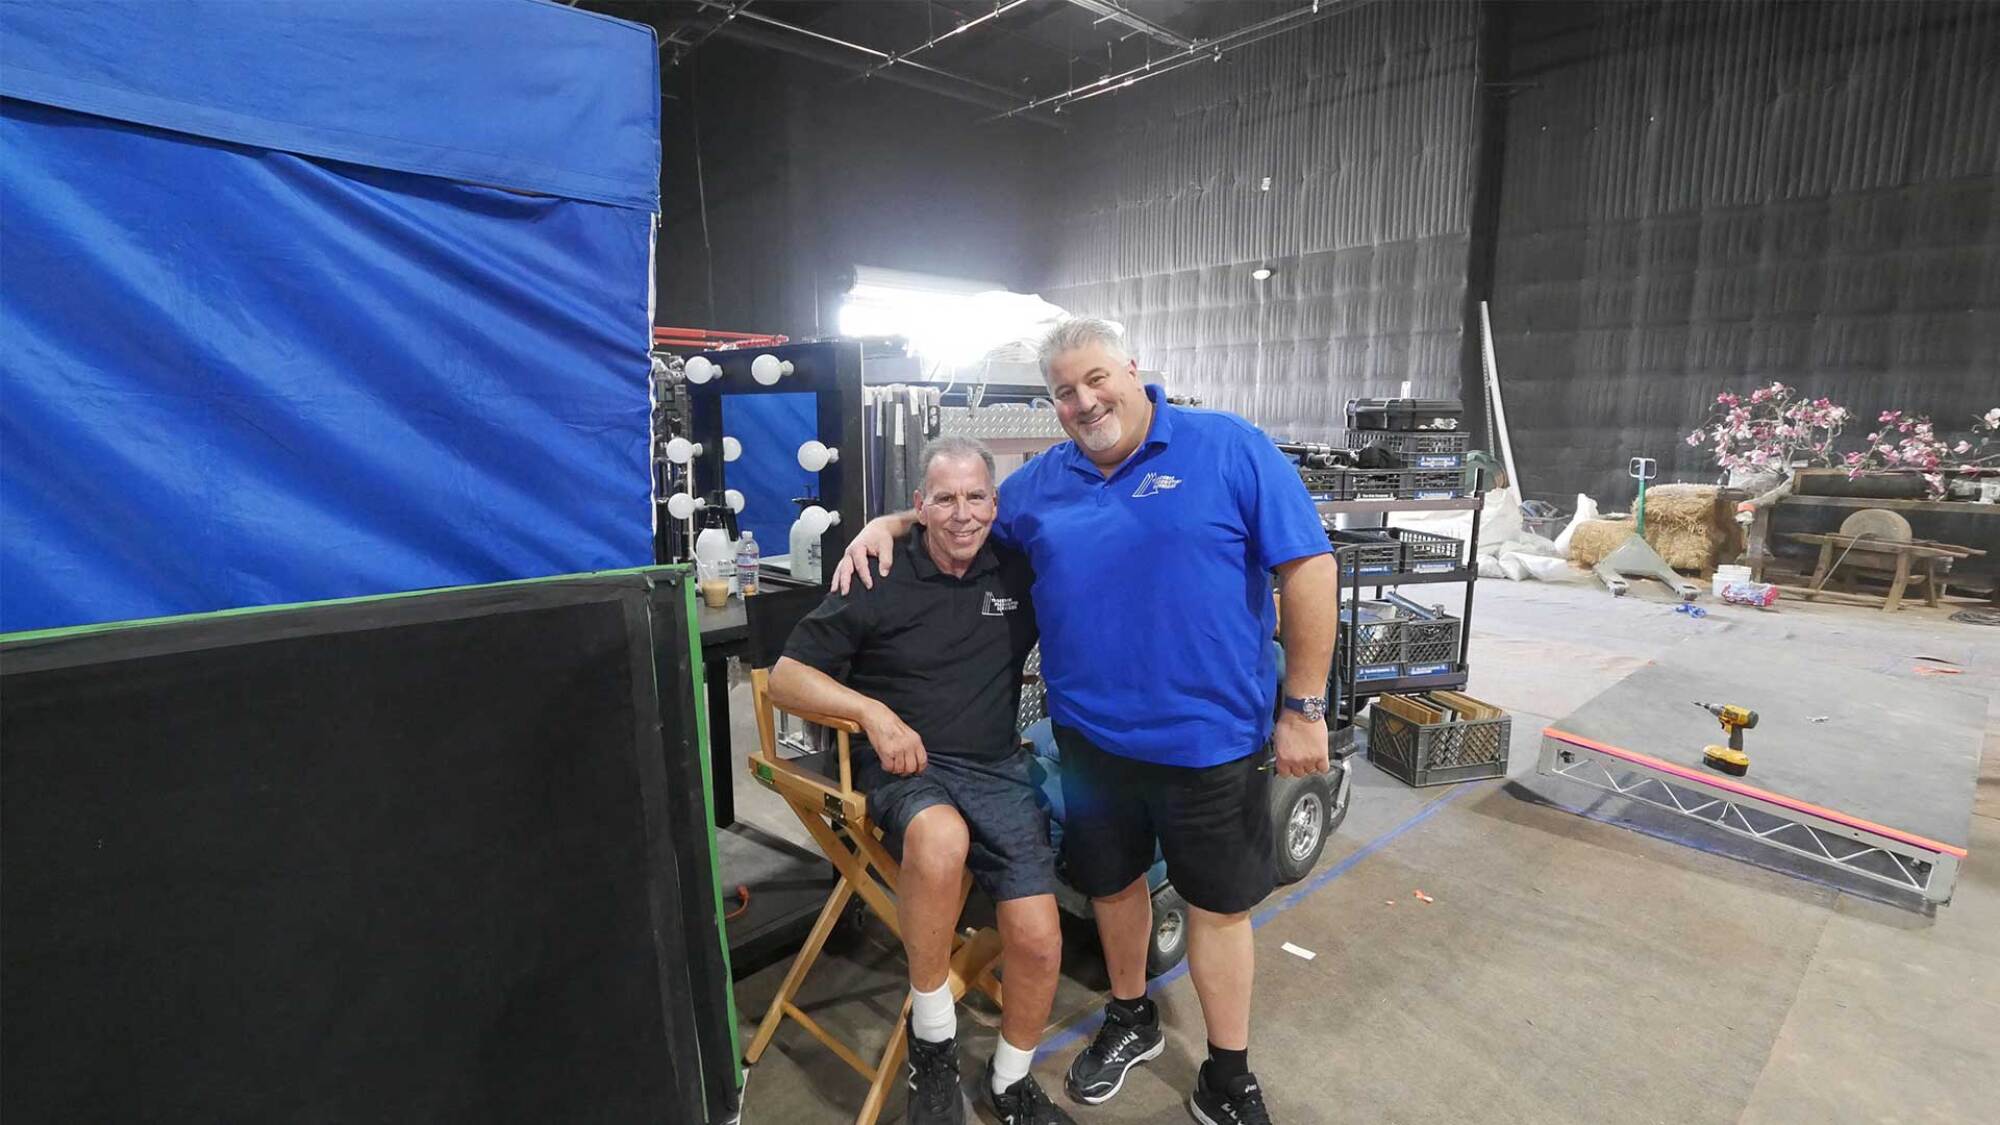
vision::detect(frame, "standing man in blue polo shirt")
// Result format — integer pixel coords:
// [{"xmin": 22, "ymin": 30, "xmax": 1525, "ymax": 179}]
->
[{"xmin": 835, "ymin": 318, "xmax": 1337, "ymax": 1124}]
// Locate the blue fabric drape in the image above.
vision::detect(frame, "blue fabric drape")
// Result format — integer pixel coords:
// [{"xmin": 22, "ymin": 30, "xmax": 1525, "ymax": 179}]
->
[
  {"xmin": 0, "ymin": 0, "xmax": 658, "ymax": 210},
  {"xmin": 1, "ymin": 1, "xmax": 659, "ymax": 632}
]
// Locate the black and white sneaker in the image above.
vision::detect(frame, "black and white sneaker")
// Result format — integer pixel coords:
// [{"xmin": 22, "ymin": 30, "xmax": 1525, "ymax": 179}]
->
[
  {"xmin": 986, "ymin": 1062, "xmax": 1075, "ymax": 1125},
  {"xmin": 1062, "ymin": 1002, "xmax": 1165, "ymax": 1105},
  {"xmin": 1187, "ymin": 1067, "xmax": 1272, "ymax": 1125},
  {"xmin": 904, "ymin": 1020, "xmax": 968, "ymax": 1125}
]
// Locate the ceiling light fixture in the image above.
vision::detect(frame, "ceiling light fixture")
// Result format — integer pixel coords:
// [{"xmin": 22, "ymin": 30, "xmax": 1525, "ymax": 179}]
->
[{"xmin": 1252, "ymin": 267, "xmax": 1274, "ymax": 281}]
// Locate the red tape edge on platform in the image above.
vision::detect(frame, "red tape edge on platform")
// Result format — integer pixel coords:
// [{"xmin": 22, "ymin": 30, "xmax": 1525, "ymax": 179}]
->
[{"xmin": 1541, "ymin": 727, "xmax": 1968, "ymax": 860}]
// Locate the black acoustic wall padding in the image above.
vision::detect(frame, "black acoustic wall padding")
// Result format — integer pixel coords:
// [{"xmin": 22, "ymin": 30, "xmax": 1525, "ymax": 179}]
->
[{"xmin": 1, "ymin": 574, "xmax": 730, "ymax": 1124}]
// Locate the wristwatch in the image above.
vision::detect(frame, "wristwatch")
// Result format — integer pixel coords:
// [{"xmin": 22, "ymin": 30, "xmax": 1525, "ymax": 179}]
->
[{"xmin": 1282, "ymin": 694, "xmax": 1328, "ymax": 722}]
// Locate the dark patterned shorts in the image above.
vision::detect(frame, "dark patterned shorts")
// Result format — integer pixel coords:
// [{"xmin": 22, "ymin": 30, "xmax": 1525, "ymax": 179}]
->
[{"xmin": 857, "ymin": 750, "xmax": 1060, "ymax": 902}]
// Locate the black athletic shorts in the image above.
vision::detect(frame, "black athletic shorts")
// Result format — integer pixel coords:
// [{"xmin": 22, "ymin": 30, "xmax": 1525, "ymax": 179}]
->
[
  {"xmin": 1053, "ymin": 724, "xmax": 1276, "ymax": 915},
  {"xmin": 856, "ymin": 750, "xmax": 1060, "ymax": 903}
]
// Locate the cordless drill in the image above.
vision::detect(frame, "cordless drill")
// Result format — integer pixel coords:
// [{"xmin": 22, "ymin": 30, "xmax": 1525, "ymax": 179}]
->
[{"xmin": 1692, "ymin": 701, "xmax": 1757, "ymax": 776}]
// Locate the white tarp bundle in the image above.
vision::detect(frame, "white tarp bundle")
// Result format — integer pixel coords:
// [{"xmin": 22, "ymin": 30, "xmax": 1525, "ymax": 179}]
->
[{"xmin": 1386, "ymin": 486, "xmax": 1591, "ymax": 582}]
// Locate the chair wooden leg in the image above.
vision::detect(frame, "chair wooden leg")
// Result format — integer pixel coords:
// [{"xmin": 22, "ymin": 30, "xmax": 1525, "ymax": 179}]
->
[
  {"xmin": 1884, "ymin": 551, "xmax": 1911, "ymax": 612},
  {"xmin": 973, "ymin": 963, "xmax": 1004, "ymax": 1008},
  {"xmin": 746, "ymin": 782, "xmax": 1012, "ymax": 1124},
  {"xmin": 855, "ymin": 994, "xmax": 915, "ymax": 1125},
  {"xmin": 745, "ymin": 878, "xmax": 856, "ymax": 1065},
  {"xmin": 789, "ymin": 794, "xmax": 903, "ymax": 937},
  {"xmin": 947, "ymin": 927, "xmax": 1006, "ymax": 998},
  {"xmin": 848, "ymin": 825, "xmax": 905, "ymax": 896}
]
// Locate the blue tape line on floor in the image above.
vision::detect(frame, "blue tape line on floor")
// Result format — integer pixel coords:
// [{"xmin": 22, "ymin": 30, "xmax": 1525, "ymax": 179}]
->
[{"xmin": 1034, "ymin": 783, "xmax": 1473, "ymax": 1062}]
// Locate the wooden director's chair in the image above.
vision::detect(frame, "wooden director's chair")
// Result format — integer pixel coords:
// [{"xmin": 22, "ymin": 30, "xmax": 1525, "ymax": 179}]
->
[{"xmin": 739, "ymin": 587, "xmax": 1005, "ymax": 1125}]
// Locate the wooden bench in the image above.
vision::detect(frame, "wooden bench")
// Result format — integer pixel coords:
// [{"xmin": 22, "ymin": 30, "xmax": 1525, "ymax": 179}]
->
[{"xmin": 1786, "ymin": 509, "xmax": 1985, "ymax": 612}]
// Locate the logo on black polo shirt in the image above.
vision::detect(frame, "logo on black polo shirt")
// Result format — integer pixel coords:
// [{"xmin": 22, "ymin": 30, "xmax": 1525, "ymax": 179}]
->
[
  {"xmin": 981, "ymin": 592, "xmax": 1018, "ymax": 616},
  {"xmin": 1132, "ymin": 471, "xmax": 1182, "ymax": 498}
]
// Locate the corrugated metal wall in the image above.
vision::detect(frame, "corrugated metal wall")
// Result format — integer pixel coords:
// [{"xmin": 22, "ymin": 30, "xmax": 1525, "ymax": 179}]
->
[
  {"xmin": 1033, "ymin": 2, "xmax": 1481, "ymax": 442},
  {"xmin": 1492, "ymin": 0, "xmax": 2000, "ymax": 504}
]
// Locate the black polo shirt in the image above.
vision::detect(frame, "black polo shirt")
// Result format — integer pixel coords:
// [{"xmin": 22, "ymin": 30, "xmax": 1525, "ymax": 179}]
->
[{"xmin": 782, "ymin": 526, "xmax": 1038, "ymax": 762}]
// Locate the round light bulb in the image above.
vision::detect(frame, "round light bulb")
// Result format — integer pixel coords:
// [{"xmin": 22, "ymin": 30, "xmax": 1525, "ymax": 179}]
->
[
  {"xmin": 664, "ymin": 436, "xmax": 704, "ymax": 464},
  {"xmin": 684, "ymin": 356, "xmax": 717, "ymax": 384},
  {"xmin": 800, "ymin": 505, "xmax": 841, "ymax": 536},
  {"xmin": 751, "ymin": 354, "xmax": 793, "ymax": 386},
  {"xmin": 724, "ymin": 489, "xmax": 745, "ymax": 513},
  {"xmin": 797, "ymin": 440, "xmax": 839, "ymax": 472},
  {"xmin": 666, "ymin": 492, "xmax": 705, "ymax": 521},
  {"xmin": 722, "ymin": 435, "xmax": 742, "ymax": 462}
]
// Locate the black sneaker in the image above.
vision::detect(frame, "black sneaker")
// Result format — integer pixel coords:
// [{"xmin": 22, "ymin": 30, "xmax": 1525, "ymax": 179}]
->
[
  {"xmin": 986, "ymin": 1062, "xmax": 1076, "ymax": 1125},
  {"xmin": 904, "ymin": 1020, "xmax": 968, "ymax": 1125},
  {"xmin": 1187, "ymin": 1067, "xmax": 1272, "ymax": 1125},
  {"xmin": 1062, "ymin": 1002, "xmax": 1165, "ymax": 1105}
]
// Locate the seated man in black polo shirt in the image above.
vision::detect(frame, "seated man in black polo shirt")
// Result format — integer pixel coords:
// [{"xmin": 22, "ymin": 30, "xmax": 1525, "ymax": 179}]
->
[{"xmin": 770, "ymin": 435, "xmax": 1070, "ymax": 1125}]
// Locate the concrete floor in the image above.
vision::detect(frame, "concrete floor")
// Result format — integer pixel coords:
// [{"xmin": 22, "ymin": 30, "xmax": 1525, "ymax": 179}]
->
[{"xmin": 725, "ymin": 579, "xmax": 2000, "ymax": 1124}]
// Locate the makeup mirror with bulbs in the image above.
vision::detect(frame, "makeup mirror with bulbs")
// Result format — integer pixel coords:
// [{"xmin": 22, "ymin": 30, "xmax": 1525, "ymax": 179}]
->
[{"xmin": 664, "ymin": 340, "xmax": 868, "ymax": 586}]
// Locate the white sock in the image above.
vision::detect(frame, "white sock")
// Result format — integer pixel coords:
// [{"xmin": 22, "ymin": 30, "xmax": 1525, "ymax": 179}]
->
[
  {"xmin": 990, "ymin": 1038, "xmax": 1035, "ymax": 1095},
  {"xmin": 910, "ymin": 981, "xmax": 956, "ymax": 1044}
]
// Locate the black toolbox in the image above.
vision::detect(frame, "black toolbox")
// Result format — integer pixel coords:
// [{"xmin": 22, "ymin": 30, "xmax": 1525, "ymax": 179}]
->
[{"xmin": 1346, "ymin": 397, "xmax": 1464, "ymax": 433}]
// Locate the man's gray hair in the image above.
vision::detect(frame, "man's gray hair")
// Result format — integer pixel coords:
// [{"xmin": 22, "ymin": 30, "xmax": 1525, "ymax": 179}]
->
[
  {"xmin": 1036, "ymin": 317, "xmax": 1129, "ymax": 381},
  {"xmin": 917, "ymin": 435, "xmax": 996, "ymax": 489}
]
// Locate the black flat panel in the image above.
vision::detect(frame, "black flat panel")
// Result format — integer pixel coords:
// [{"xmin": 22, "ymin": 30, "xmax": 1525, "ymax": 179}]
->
[{"xmin": 2, "ymin": 578, "xmax": 715, "ymax": 1124}]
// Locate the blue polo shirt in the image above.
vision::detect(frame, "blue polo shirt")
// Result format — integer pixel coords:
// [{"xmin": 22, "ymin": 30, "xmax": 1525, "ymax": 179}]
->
[{"xmin": 993, "ymin": 385, "xmax": 1330, "ymax": 767}]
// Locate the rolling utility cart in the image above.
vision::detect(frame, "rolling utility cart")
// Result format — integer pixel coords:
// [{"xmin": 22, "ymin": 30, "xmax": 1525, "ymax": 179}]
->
[{"xmin": 1307, "ymin": 402, "xmax": 1512, "ymax": 787}]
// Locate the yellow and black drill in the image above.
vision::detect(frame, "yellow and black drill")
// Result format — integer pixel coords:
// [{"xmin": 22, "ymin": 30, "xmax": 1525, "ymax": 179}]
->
[{"xmin": 1692, "ymin": 701, "xmax": 1757, "ymax": 776}]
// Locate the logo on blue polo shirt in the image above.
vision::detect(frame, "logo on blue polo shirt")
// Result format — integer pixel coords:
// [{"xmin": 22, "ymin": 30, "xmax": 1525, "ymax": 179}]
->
[{"xmin": 1131, "ymin": 471, "xmax": 1182, "ymax": 498}]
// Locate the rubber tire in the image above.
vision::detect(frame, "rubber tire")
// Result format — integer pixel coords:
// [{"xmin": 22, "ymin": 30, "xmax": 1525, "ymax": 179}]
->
[
  {"xmin": 1325, "ymin": 760, "xmax": 1352, "ymax": 835},
  {"xmin": 1146, "ymin": 883, "xmax": 1190, "ymax": 978},
  {"xmin": 1270, "ymin": 772, "xmax": 1336, "ymax": 885}
]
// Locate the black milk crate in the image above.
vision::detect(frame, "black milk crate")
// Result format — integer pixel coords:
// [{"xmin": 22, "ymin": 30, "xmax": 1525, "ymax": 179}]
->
[
  {"xmin": 1388, "ymin": 594, "xmax": 1461, "ymax": 675},
  {"xmin": 1401, "ymin": 616, "xmax": 1461, "ymax": 674},
  {"xmin": 1388, "ymin": 528, "xmax": 1463, "ymax": 573},
  {"xmin": 1329, "ymin": 530, "xmax": 1400, "ymax": 578},
  {"xmin": 1343, "ymin": 429, "xmax": 1469, "ymax": 469},
  {"xmin": 1299, "ymin": 467, "xmax": 1350, "ymax": 498},
  {"xmin": 1346, "ymin": 397, "xmax": 1463, "ymax": 433},
  {"xmin": 1341, "ymin": 600, "xmax": 1408, "ymax": 678},
  {"xmin": 1342, "ymin": 467, "xmax": 1467, "ymax": 501},
  {"xmin": 1339, "ymin": 600, "xmax": 1464, "ymax": 681},
  {"xmin": 1368, "ymin": 693, "xmax": 1512, "ymax": 787},
  {"xmin": 1328, "ymin": 528, "xmax": 1464, "ymax": 578}
]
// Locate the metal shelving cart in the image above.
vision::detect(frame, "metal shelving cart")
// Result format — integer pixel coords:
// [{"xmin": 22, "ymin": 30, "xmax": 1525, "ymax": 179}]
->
[{"xmin": 1318, "ymin": 494, "xmax": 1484, "ymax": 742}]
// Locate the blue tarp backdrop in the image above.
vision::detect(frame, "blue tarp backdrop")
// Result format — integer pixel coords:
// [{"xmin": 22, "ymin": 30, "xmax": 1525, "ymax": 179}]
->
[{"xmin": 0, "ymin": 0, "xmax": 660, "ymax": 632}]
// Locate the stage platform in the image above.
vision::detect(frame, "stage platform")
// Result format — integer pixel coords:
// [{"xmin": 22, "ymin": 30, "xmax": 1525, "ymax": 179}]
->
[{"xmin": 1537, "ymin": 635, "xmax": 1983, "ymax": 906}]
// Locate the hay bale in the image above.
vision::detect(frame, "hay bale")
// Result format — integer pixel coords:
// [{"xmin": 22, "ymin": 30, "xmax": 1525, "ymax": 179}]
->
[
  {"xmin": 1567, "ymin": 518, "xmax": 1634, "ymax": 567},
  {"xmin": 1571, "ymin": 485, "xmax": 1731, "ymax": 571},
  {"xmin": 1642, "ymin": 483, "xmax": 1718, "ymax": 528},
  {"xmin": 1642, "ymin": 483, "xmax": 1724, "ymax": 570},
  {"xmin": 1650, "ymin": 522, "xmax": 1719, "ymax": 570}
]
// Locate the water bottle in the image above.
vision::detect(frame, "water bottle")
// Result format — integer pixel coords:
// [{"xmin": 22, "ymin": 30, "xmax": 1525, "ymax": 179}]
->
[
  {"xmin": 694, "ymin": 521, "xmax": 732, "ymax": 608},
  {"xmin": 735, "ymin": 531, "xmax": 760, "ymax": 597}
]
